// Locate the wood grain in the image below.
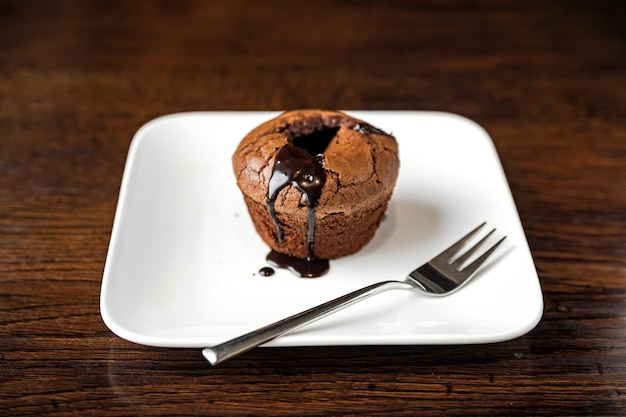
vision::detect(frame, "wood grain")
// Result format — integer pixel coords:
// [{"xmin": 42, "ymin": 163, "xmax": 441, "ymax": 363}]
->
[{"xmin": 1, "ymin": 0, "xmax": 625, "ymax": 415}]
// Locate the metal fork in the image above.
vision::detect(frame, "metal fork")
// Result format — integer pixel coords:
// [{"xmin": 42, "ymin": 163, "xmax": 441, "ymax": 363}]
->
[{"xmin": 202, "ymin": 222, "xmax": 505, "ymax": 365}]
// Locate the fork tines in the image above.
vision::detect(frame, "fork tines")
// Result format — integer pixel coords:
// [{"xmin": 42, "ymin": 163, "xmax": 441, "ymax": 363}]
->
[{"xmin": 439, "ymin": 222, "xmax": 506, "ymax": 277}]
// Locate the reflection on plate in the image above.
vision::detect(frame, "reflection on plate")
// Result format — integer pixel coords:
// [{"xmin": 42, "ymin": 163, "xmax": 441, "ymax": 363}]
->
[{"xmin": 100, "ymin": 111, "xmax": 542, "ymax": 348}]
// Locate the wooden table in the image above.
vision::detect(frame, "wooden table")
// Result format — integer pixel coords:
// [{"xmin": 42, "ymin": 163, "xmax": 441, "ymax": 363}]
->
[{"xmin": 2, "ymin": 1, "xmax": 625, "ymax": 415}]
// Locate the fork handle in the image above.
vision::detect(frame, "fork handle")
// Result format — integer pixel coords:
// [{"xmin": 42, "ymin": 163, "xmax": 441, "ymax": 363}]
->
[{"xmin": 202, "ymin": 280, "xmax": 411, "ymax": 365}]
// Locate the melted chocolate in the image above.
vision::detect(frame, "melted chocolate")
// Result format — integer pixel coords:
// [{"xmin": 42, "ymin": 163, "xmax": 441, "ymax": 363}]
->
[
  {"xmin": 267, "ymin": 250, "xmax": 329, "ymax": 278},
  {"xmin": 258, "ymin": 267, "xmax": 275, "ymax": 277},
  {"xmin": 267, "ymin": 145, "xmax": 326, "ymax": 246},
  {"xmin": 292, "ymin": 127, "xmax": 339, "ymax": 156},
  {"xmin": 352, "ymin": 122, "xmax": 389, "ymax": 136},
  {"xmin": 266, "ymin": 126, "xmax": 337, "ymax": 277}
]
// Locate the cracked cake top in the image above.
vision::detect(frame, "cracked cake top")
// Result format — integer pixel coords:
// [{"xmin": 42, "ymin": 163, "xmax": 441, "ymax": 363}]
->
[{"xmin": 232, "ymin": 109, "xmax": 399, "ymax": 218}]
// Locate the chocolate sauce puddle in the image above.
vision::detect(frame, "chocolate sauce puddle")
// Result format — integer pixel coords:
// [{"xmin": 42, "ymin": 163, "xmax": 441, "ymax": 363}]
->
[
  {"xmin": 266, "ymin": 250, "xmax": 329, "ymax": 278},
  {"xmin": 266, "ymin": 127, "xmax": 337, "ymax": 278},
  {"xmin": 258, "ymin": 266, "xmax": 275, "ymax": 277}
]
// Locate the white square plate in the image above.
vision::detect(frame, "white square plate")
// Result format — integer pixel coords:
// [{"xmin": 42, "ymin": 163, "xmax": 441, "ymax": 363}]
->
[{"xmin": 100, "ymin": 111, "xmax": 543, "ymax": 348}]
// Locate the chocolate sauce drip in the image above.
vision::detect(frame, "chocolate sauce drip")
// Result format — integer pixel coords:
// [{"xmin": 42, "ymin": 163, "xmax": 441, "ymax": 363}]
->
[
  {"xmin": 266, "ymin": 126, "xmax": 337, "ymax": 277},
  {"xmin": 267, "ymin": 145, "xmax": 326, "ymax": 248}
]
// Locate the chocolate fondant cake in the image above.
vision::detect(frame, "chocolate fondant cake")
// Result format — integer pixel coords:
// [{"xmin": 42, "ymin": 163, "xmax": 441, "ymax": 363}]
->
[{"xmin": 232, "ymin": 109, "xmax": 399, "ymax": 276}]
